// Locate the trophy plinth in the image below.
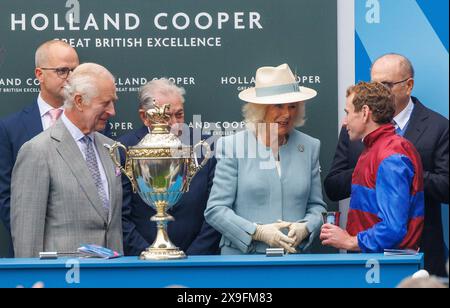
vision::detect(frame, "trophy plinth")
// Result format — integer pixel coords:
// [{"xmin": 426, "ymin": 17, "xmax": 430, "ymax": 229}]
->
[
  {"xmin": 108, "ymin": 104, "xmax": 211, "ymax": 260},
  {"xmin": 140, "ymin": 202, "xmax": 186, "ymax": 260}
]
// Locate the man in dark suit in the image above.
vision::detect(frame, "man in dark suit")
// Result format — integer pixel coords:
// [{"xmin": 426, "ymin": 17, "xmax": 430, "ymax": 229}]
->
[
  {"xmin": 118, "ymin": 78, "xmax": 221, "ymax": 256},
  {"xmin": 324, "ymin": 54, "xmax": 449, "ymax": 276},
  {"xmin": 0, "ymin": 40, "xmax": 79, "ymax": 257}
]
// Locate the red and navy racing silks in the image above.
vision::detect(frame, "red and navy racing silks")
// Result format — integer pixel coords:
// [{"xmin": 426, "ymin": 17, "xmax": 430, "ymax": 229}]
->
[{"xmin": 346, "ymin": 124, "xmax": 424, "ymax": 252}]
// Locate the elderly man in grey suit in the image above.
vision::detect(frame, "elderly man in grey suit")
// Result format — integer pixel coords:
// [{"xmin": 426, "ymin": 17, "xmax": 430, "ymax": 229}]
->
[{"xmin": 11, "ymin": 63, "xmax": 123, "ymax": 258}]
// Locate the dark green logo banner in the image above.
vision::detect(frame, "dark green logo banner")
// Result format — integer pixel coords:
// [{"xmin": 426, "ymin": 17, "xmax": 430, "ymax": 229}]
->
[{"xmin": 0, "ymin": 0, "xmax": 338, "ymax": 255}]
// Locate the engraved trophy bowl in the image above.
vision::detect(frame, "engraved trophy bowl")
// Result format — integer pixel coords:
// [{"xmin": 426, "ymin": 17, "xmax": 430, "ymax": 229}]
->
[{"xmin": 108, "ymin": 104, "xmax": 211, "ymax": 260}]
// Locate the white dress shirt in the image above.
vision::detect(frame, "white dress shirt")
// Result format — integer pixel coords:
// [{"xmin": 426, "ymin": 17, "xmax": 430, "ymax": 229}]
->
[{"xmin": 393, "ymin": 98, "xmax": 414, "ymax": 131}]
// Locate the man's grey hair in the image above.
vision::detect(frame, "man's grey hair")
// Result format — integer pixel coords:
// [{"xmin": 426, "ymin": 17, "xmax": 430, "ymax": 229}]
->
[
  {"xmin": 138, "ymin": 78, "xmax": 185, "ymax": 111},
  {"xmin": 242, "ymin": 102, "xmax": 306, "ymax": 128},
  {"xmin": 372, "ymin": 53, "xmax": 415, "ymax": 78},
  {"xmin": 35, "ymin": 40, "xmax": 75, "ymax": 68},
  {"xmin": 63, "ymin": 63, "xmax": 115, "ymax": 108}
]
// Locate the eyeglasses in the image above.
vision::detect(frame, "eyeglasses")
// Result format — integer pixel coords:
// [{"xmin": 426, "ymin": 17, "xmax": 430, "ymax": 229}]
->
[
  {"xmin": 380, "ymin": 77, "xmax": 411, "ymax": 89},
  {"xmin": 40, "ymin": 67, "xmax": 74, "ymax": 79}
]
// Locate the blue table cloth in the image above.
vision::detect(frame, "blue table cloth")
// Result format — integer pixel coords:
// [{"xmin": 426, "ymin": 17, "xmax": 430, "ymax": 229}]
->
[{"xmin": 0, "ymin": 253, "xmax": 423, "ymax": 288}]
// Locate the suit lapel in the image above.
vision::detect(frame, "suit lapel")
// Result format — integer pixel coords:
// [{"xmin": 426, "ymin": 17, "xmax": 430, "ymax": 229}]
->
[
  {"xmin": 52, "ymin": 121, "xmax": 108, "ymax": 222},
  {"xmin": 404, "ymin": 98, "xmax": 429, "ymax": 145},
  {"xmin": 95, "ymin": 133, "xmax": 116, "ymax": 223},
  {"xmin": 135, "ymin": 126, "xmax": 148, "ymax": 143},
  {"xmin": 21, "ymin": 102, "xmax": 43, "ymax": 139}
]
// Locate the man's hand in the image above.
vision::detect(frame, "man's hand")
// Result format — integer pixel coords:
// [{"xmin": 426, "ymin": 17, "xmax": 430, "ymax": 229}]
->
[
  {"xmin": 252, "ymin": 222, "xmax": 296, "ymax": 253},
  {"xmin": 320, "ymin": 223, "xmax": 360, "ymax": 251}
]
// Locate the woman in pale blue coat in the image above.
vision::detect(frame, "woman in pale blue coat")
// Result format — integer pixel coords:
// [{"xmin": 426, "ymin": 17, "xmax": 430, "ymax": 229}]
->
[{"xmin": 205, "ymin": 64, "xmax": 327, "ymax": 255}]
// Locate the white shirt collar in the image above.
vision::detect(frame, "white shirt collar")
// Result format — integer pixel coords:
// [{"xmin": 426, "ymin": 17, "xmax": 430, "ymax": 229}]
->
[
  {"xmin": 393, "ymin": 98, "xmax": 414, "ymax": 130},
  {"xmin": 61, "ymin": 112, "xmax": 94, "ymax": 142},
  {"xmin": 37, "ymin": 93, "xmax": 64, "ymax": 117}
]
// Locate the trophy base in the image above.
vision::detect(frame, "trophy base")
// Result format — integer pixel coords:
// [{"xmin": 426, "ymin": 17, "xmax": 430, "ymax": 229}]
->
[{"xmin": 139, "ymin": 248, "xmax": 187, "ymax": 260}]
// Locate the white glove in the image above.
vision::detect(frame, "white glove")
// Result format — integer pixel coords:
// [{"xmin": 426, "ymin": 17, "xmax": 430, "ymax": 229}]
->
[
  {"xmin": 287, "ymin": 222, "xmax": 310, "ymax": 247},
  {"xmin": 252, "ymin": 222, "xmax": 296, "ymax": 253}
]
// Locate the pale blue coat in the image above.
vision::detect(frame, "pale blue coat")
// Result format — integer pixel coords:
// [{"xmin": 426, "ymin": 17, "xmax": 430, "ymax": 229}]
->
[{"xmin": 205, "ymin": 129, "xmax": 327, "ymax": 254}]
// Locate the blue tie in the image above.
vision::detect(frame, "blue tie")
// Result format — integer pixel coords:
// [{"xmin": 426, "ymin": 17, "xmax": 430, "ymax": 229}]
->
[
  {"xmin": 393, "ymin": 120, "xmax": 403, "ymax": 136},
  {"xmin": 82, "ymin": 136, "xmax": 110, "ymax": 216}
]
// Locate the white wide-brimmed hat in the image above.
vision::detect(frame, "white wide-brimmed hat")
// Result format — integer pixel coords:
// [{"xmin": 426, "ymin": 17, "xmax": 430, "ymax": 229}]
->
[{"xmin": 238, "ymin": 63, "xmax": 317, "ymax": 104}]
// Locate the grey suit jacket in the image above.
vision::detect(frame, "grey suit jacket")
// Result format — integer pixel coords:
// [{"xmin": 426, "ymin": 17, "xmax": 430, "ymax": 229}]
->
[{"xmin": 11, "ymin": 120, "xmax": 123, "ymax": 258}]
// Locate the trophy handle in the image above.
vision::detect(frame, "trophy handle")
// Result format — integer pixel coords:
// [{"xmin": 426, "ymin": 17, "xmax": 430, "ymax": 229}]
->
[
  {"xmin": 186, "ymin": 140, "xmax": 211, "ymax": 187},
  {"xmin": 192, "ymin": 140, "xmax": 212, "ymax": 169},
  {"xmin": 108, "ymin": 142, "xmax": 138, "ymax": 193}
]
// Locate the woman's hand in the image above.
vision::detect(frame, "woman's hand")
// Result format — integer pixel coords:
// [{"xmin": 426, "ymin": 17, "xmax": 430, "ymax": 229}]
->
[
  {"xmin": 252, "ymin": 222, "xmax": 296, "ymax": 253},
  {"xmin": 287, "ymin": 222, "xmax": 310, "ymax": 247}
]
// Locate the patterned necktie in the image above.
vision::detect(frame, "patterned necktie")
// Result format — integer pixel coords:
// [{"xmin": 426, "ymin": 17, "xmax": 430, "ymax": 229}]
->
[
  {"xmin": 82, "ymin": 136, "xmax": 110, "ymax": 216},
  {"xmin": 48, "ymin": 109, "xmax": 63, "ymax": 127}
]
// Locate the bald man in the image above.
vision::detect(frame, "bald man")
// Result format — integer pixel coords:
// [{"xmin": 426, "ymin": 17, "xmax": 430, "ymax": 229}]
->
[
  {"xmin": 0, "ymin": 40, "xmax": 79, "ymax": 257},
  {"xmin": 324, "ymin": 53, "xmax": 449, "ymax": 276}
]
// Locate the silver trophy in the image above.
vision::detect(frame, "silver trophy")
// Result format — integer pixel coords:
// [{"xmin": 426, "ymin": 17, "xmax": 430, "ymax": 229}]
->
[{"xmin": 108, "ymin": 104, "xmax": 211, "ymax": 260}]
